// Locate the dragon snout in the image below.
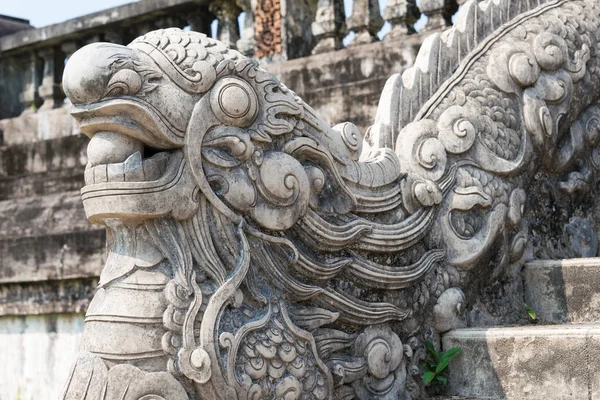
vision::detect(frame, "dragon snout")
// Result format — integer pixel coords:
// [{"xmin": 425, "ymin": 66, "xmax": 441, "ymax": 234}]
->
[{"xmin": 63, "ymin": 42, "xmax": 137, "ymax": 105}]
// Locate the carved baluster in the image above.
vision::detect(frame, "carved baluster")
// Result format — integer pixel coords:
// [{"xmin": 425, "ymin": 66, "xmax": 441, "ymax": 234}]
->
[
  {"xmin": 420, "ymin": 0, "xmax": 458, "ymax": 32},
  {"xmin": 209, "ymin": 0, "xmax": 242, "ymax": 49},
  {"xmin": 346, "ymin": 0, "xmax": 384, "ymax": 45},
  {"xmin": 236, "ymin": 0, "xmax": 255, "ymax": 57},
  {"xmin": 19, "ymin": 52, "xmax": 43, "ymax": 113},
  {"xmin": 38, "ymin": 47, "xmax": 66, "ymax": 110},
  {"xmin": 311, "ymin": 0, "xmax": 346, "ymax": 54},
  {"xmin": 382, "ymin": 0, "xmax": 420, "ymax": 40}
]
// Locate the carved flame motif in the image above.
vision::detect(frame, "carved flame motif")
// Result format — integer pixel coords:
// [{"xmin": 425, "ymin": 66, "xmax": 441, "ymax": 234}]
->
[{"xmin": 60, "ymin": 0, "xmax": 600, "ymax": 398}]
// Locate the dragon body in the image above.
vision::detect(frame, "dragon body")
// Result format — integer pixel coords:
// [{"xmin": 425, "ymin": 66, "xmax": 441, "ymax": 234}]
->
[{"xmin": 60, "ymin": 0, "xmax": 600, "ymax": 398}]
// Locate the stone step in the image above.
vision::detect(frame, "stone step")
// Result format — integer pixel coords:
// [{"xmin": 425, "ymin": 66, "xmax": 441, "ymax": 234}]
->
[
  {"xmin": 524, "ymin": 258, "xmax": 600, "ymax": 324},
  {"xmin": 442, "ymin": 324, "xmax": 600, "ymax": 400}
]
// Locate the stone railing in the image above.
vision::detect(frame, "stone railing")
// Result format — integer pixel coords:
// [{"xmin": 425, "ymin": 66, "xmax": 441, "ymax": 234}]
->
[{"xmin": 0, "ymin": 0, "xmax": 464, "ymax": 121}]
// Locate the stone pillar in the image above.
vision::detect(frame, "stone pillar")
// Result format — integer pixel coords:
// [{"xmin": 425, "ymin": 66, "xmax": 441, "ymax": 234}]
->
[
  {"xmin": 209, "ymin": 0, "xmax": 242, "ymax": 49},
  {"xmin": 346, "ymin": 0, "xmax": 383, "ymax": 46},
  {"xmin": 236, "ymin": 0, "xmax": 256, "ymax": 57},
  {"xmin": 187, "ymin": 6, "xmax": 215, "ymax": 36},
  {"xmin": 420, "ymin": 0, "xmax": 458, "ymax": 32},
  {"xmin": 61, "ymin": 41, "xmax": 79, "ymax": 61},
  {"xmin": 311, "ymin": 0, "xmax": 346, "ymax": 54},
  {"xmin": 104, "ymin": 30, "xmax": 124, "ymax": 44},
  {"xmin": 38, "ymin": 47, "xmax": 66, "ymax": 110},
  {"xmin": 382, "ymin": 0, "xmax": 420, "ymax": 40},
  {"xmin": 153, "ymin": 15, "xmax": 186, "ymax": 31},
  {"xmin": 19, "ymin": 52, "xmax": 43, "ymax": 113},
  {"xmin": 61, "ymin": 42, "xmax": 80, "ymax": 108}
]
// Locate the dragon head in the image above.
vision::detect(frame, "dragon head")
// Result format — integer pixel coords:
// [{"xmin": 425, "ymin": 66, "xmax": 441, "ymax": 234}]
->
[{"xmin": 64, "ymin": 28, "xmax": 324, "ymax": 230}]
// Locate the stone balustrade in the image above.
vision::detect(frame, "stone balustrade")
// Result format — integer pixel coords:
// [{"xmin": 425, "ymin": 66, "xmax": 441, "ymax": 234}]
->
[{"xmin": 0, "ymin": 0, "xmax": 462, "ymax": 120}]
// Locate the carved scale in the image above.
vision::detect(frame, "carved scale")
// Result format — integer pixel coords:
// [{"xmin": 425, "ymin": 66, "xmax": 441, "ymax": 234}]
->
[{"xmin": 60, "ymin": 0, "xmax": 600, "ymax": 398}]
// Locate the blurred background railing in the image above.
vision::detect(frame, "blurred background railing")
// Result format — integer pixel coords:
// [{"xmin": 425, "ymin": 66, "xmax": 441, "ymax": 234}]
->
[{"xmin": 0, "ymin": 0, "xmax": 467, "ymax": 120}]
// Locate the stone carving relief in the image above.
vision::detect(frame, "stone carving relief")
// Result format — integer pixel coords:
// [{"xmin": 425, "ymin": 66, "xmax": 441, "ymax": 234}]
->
[
  {"xmin": 60, "ymin": 0, "xmax": 600, "ymax": 398},
  {"xmin": 254, "ymin": 0, "xmax": 282, "ymax": 58}
]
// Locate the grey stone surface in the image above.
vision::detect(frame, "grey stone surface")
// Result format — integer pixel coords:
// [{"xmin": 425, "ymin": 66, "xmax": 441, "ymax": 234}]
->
[
  {"xmin": 443, "ymin": 325, "xmax": 600, "ymax": 400},
  {"xmin": 0, "ymin": 313, "xmax": 84, "ymax": 400},
  {"xmin": 263, "ymin": 34, "xmax": 424, "ymax": 133},
  {"xmin": 2, "ymin": 0, "xmax": 600, "ymax": 398},
  {"xmin": 524, "ymin": 258, "xmax": 600, "ymax": 324},
  {"xmin": 0, "ymin": 0, "xmax": 209, "ymax": 54},
  {"xmin": 55, "ymin": 0, "xmax": 600, "ymax": 397}
]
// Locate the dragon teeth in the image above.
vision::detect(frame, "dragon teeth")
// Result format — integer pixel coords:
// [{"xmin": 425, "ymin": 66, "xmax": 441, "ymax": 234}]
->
[
  {"xmin": 84, "ymin": 151, "xmax": 170, "ymax": 185},
  {"xmin": 123, "ymin": 151, "xmax": 144, "ymax": 182}
]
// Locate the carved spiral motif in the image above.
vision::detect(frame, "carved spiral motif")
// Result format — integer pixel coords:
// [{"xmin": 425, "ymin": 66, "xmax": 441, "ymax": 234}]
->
[
  {"xmin": 249, "ymin": 152, "xmax": 311, "ymax": 230},
  {"xmin": 539, "ymin": 107, "xmax": 554, "ymax": 137},
  {"xmin": 508, "ymin": 53, "xmax": 540, "ymax": 87},
  {"xmin": 334, "ymin": 122, "xmax": 363, "ymax": 160},
  {"xmin": 355, "ymin": 326, "xmax": 403, "ymax": 380},
  {"xmin": 304, "ymin": 166, "xmax": 326, "ymax": 194},
  {"xmin": 396, "ymin": 120, "xmax": 447, "ymax": 181},
  {"xmin": 533, "ymin": 32, "xmax": 567, "ymax": 71},
  {"xmin": 437, "ymin": 106, "xmax": 477, "ymax": 154},
  {"xmin": 585, "ymin": 116, "xmax": 600, "ymax": 146},
  {"xmin": 417, "ymin": 138, "xmax": 447, "ymax": 180}
]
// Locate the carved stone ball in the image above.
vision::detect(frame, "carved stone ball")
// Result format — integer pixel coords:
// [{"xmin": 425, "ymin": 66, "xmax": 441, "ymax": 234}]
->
[{"xmin": 433, "ymin": 287, "xmax": 466, "ymax": 333}]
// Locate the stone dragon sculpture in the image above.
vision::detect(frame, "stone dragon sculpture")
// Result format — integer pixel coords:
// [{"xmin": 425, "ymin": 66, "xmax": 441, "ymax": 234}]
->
[{"xmin": 60, "ymin": 0, "xmax": 600, "ymax": 398}]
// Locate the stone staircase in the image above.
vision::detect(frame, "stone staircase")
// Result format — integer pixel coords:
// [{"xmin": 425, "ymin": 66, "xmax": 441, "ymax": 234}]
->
[{"xmin": 443, "ymin": 258, "xmax": 600, "ymax": 400}]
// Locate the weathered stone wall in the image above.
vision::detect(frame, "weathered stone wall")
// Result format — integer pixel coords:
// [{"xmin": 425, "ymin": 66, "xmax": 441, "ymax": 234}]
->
[{"xmin": 0, "ymin": 314, "xmax": 84, "ymax": 400}]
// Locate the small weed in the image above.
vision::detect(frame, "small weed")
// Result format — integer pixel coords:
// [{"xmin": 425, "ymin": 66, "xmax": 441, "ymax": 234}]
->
[
  {"xmin": 422, "ymin": 340, "xmax": 461, "ymax": 393},
  {"xmin": 524, "ymin": 303, "xmax": 537, "ymax": 323}
]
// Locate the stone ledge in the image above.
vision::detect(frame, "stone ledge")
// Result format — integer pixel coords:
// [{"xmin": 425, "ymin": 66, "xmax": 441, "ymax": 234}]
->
[
  {"xmin": 0, "ymin": 133, "xmax": 87, "ymax": 178},
  {"xmin": 443, "ymin": 325, "xmax": 600, "ymax": 400},
  {"xmin": 0, "ymin": 0, "xmax": 208, "ymax": 54},
  {"xmin": 0, "ymin": 191, "xmax": 90, "ymax": 239},
  {"xmin": 0, "ymin": 169, "xmax": 84, "ymax": 200},
  {"xmin": 0, "ymin": 106, "xmax": 77, "ymax": 146},
  {"xmin": 524, "ymin": 257, "xmax": 600, "ymax": 324},
  {"xmin": 0, "ymin": 229, "xmax": 105, "ymax": 283},
  {"xmin": 0, "ymin": 277, "xmax": 98, "ymax": 316}
]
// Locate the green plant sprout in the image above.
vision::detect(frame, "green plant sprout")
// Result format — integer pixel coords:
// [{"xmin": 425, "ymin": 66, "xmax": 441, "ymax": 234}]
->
[
  {"xmin": 524, "ymin": 303, "xmax": 537, "ymax": 323},
  {"xmin": 422, "ymin": 340, "xmax": 461, "ymax": 392}
]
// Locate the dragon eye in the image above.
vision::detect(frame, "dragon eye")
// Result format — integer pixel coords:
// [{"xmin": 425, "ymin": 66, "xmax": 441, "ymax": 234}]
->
[{"xmin": 210, "ymin": 77, "xmax": 258, "ymax": 128}]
